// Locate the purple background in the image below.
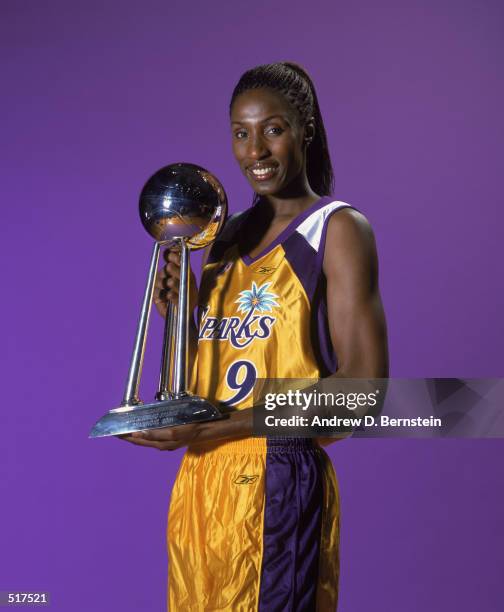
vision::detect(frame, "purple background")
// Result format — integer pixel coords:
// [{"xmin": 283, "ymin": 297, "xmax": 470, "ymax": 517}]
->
[{"xmin": 2, "ymin": 1, "xmax": 503, "ymax": 610}]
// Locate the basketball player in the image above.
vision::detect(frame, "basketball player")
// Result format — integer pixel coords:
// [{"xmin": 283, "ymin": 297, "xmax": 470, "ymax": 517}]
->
[{"xmin": 121, "ymin": 62, "xmax": 388, "ymax": 611}]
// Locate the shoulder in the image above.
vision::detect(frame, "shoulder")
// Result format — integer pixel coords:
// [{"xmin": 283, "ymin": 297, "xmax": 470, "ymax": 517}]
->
[
  {"xmin": 325, "ymin": 207, "xmax": 376, "ymax": 257},
  {"xmin": 326, "ymin": 206, "xmax": 374, "ymax": 245},
  {"xmin": 323, "ymin": 206, "xmax": 378, "ymax": 276}
]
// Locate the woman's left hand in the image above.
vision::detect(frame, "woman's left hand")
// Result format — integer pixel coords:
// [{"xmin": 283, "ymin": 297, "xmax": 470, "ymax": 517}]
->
[
  {"xmin": 117, "ymin": 408, "xmax": 253, "ymax": 451},
  {"xmin": 118, "ymin": 422, "xmax": 207, "ymax": 451}
]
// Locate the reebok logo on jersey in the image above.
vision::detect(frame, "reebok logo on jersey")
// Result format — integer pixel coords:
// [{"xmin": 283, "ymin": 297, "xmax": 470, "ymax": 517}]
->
[
  {"xmin": 255, "ymin": 266, "xmax": 277, "ymax": 275},
  {"xmin": 234, "ymin": 475, "xmax": 259, "ymax": 485}
]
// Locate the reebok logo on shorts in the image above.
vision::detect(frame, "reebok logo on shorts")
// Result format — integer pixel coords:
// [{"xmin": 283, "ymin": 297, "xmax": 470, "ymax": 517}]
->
[{"xmin": 234, "ymin": 474, "xmax": 259, "ymax": 485}]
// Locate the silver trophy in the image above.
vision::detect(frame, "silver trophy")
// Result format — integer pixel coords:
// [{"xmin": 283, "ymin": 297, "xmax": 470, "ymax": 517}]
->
[{"xmin": 90, "ymin": 163, "xmax": 227, "ymax": 438}]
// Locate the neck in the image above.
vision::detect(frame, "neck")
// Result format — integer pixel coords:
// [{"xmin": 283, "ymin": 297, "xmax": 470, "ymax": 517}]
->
[{"xmin": 259, "ymin": 176, "xmax": 321, "ymax": 219}]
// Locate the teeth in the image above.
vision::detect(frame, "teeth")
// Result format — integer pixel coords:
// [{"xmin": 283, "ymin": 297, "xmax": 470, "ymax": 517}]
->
[{"xmin": 251, "ymin": 167, "xmax": 276, "ymax": 176}]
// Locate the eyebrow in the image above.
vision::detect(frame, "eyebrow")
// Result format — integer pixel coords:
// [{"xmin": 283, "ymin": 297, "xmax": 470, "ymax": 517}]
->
[{"xmin": 231, "ymin": 114, "xmax": 289, "ymax": 125}]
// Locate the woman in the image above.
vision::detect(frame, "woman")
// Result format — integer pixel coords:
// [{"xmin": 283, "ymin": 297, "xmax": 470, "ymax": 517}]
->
[{"xmin": 122, "ymin": 62, "xmax": 388, "ymax": 611}]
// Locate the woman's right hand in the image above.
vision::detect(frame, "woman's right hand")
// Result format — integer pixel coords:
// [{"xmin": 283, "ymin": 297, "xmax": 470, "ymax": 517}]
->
[{"xmin": 154, "ymin": 248, "xmax": 199, "ymax": 318}]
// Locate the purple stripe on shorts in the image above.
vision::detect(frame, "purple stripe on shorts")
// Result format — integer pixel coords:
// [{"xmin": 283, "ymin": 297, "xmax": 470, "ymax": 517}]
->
[{"xmin": 258, "ymin": 439, "xmax": 323, "ymax": 611}]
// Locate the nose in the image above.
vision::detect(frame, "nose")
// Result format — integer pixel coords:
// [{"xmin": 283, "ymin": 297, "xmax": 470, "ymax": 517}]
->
[{"xmin": 247, "ymin": 132, "xmax": 269, "ymax": 160}]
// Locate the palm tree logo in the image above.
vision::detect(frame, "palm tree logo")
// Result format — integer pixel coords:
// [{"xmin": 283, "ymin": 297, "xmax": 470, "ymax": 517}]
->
[{"xmin": 235, "ymin": 281, "xmax": 279, "ymax": 314}]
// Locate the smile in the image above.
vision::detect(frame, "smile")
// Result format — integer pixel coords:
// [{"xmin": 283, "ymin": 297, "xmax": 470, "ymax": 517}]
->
[{"xmin": 248, "ymin": 165, "xmax": 278, "ymax": 181}]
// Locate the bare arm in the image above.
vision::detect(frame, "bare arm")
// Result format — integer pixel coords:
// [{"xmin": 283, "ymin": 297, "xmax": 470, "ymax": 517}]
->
[{"xmin": 317, "ymin": 208, "xmax": 388, "ymax": 446}]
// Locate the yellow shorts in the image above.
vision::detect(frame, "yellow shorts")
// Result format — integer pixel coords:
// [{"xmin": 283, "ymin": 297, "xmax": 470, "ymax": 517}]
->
[{"xmin": 167, "ymin": 437, "xmax": 340, "ymax": 611}]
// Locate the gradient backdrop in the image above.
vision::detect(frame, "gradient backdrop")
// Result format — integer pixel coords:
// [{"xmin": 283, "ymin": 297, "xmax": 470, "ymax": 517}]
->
[{"xmin": 1, "ymin": 1, "xmax": 503, "ymax": 610}]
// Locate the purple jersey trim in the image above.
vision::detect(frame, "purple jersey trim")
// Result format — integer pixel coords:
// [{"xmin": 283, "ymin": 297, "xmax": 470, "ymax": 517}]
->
[
  {"xmin": 282, "ymin": 233, "xmax": 318, "ymax": 300},
  {"xmin": 283, "ymin": 203, "xmax": 355, "ymax": 375},
  {"xmin": 314, "ymin": 280, "xmax": 338, "ymax": 375},
  {"xmin": 259, "ymin": 438, "xmax": 323, "ymax": 612},
  {"xmin": 241, "ymin": 196, "xmax": 334, "ymax": 266}
]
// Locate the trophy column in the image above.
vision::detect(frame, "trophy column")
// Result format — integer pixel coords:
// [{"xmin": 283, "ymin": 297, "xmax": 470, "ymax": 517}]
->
[
  {"xmin": 122, "ymin": 242, "xmax": 161, "ymax": 407},
  {"xmin": 89, "ymin": 162, "xmax": 228, "ymax": 438},
  {"xmin": 172, "ymin": 240, "xmax": 189, "ymax": 397},
  {"xmin": 156, "ymin": 301, "xmax": 176, "ymax": 402}
]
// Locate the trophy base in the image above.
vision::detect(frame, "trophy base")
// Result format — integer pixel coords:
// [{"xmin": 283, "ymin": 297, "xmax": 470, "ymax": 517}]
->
[{"xmin": 89, "ymin": 396, "xmax": 223, "ymax": 438}]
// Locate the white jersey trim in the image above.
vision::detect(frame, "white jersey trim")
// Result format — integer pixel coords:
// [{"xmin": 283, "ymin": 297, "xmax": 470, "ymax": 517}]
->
[{"xmin": 295, "ymin": 201, "xmax": 351, "ymax": 252}]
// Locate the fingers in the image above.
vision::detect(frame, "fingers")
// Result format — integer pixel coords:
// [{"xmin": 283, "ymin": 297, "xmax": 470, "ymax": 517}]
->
[
  {"xmin": 162, "ymin": 266, "xmax": 180, "ymax": 298},
  {"xmin": 163, "ymin": 249, "xmax": 181, "ymax": 265},
  {"xmin": 164, "ymin": 261, "xmax": 180, "ymax": 281},
  {"xmin": 139, "ymin": 424, "xmax": 199, "ymax": 442},
  {"xmin": 116, "ymin": 433, "xmax": 180, "ymax": 451},
  {"xmin": 116, "ymin": 423, "xmax": 202, "ymax": 451},
  {"xmin": 154, "ymin": 248, "xmax": 181, "ymax": 310},
  {"xmin": 154, "ymin": 247, "xmax": 198, "ymax": 315},
  {"xmin": 153, "ymin": 273, "xmax": 168, "ymax": 313}
]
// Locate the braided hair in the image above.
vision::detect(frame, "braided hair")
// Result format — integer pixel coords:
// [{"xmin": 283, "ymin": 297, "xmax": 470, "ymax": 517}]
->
[{"xmin": 230, "ymin": 61, "xmax": 334, "ymax": 199}]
